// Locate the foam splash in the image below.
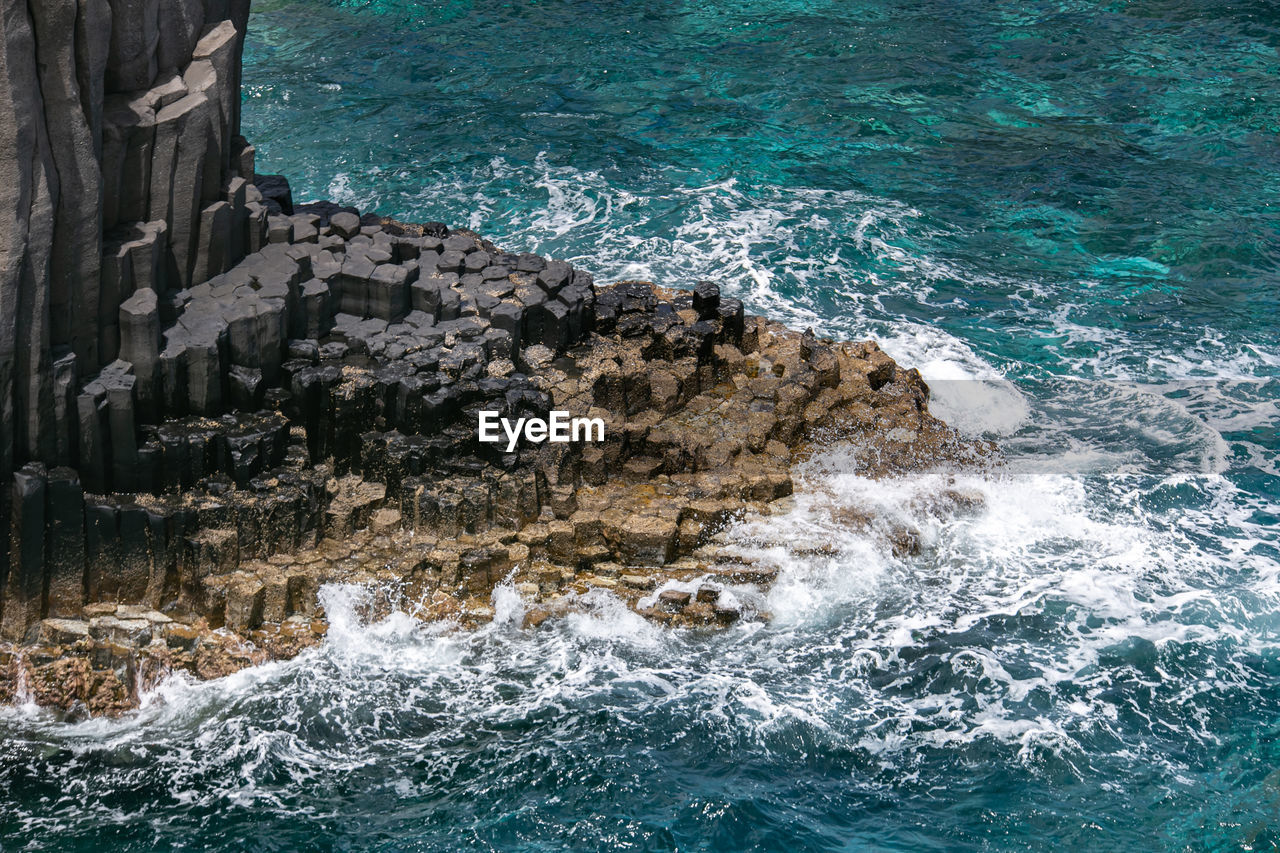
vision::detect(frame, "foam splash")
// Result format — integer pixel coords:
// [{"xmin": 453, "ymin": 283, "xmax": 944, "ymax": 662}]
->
[{"xmin": 14, "ymin": 120, "xmax": 1280, "ymax": 848}]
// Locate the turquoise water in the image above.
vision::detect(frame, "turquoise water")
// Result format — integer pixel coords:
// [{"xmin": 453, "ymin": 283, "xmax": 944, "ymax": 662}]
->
[{"xmin": 4, "ymin": 2, "xmax": 1280, "ymax": 850}]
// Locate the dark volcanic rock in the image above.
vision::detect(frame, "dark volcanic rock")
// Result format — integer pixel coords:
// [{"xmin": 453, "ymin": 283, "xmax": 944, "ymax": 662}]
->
[
  {"xmin": 295, "ymin": 200, "xmax": 360, "ymax": 226},
  {"xmin": 255, "ymin": 174, "xmax": 294, "ymax": 216},
  {"xmin": 328, "ymin": 211, "xmax": 361, "ymax": 240}
]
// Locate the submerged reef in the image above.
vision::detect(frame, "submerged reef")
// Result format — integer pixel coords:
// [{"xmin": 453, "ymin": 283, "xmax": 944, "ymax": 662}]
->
[{"xmin": 0, "ymin": 1, "xmax": 989, "ymax": 716}]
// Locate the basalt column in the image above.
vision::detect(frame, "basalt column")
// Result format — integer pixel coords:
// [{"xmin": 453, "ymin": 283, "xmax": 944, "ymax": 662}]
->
[{"xmin": 0, "ymin": 0, "xmax": 259, "ymax": 639}]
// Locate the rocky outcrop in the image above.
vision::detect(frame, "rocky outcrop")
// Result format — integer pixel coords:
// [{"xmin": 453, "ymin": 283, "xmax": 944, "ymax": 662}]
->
[
  {"xmin": 0, "ymin": 3, "xmax": 992, "ymax": 716},
  {"xmin": 0, "ymin": 216, "xmax": 988, "ymax": 713}
]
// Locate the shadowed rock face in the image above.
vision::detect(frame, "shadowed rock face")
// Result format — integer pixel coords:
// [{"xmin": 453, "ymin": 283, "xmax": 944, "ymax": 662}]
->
[{"xmin": 0, "ymin": 4, "xmax": 993, "ymax": 716}]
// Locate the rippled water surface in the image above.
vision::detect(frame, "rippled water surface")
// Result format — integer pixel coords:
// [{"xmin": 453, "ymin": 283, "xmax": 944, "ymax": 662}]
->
[{"xmin": 4, "ymin": 1, "xmax": 1280, "ymax": 850}]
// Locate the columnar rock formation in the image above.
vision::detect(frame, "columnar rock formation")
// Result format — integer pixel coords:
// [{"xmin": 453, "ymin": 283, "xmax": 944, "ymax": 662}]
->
[
  {"xmin": 1, "ymin": 0, "xmax": 257, "ymax": 636},
  {"xmin": 2, "ymin": 0, "xmax": 253, "ymax": 473},
  {"xmin": 0, "ymin": 3, "xmax": 988, "ymax": 715}
]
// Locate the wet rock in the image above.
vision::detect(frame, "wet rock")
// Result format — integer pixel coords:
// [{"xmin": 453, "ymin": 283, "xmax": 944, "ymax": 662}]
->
[
  {"xmin": 1, "ymin": 466, "xmax": 48, "ymax": 641},
  {"xmin": 658, "ymin": 589, "xmax": 692, "ymax": 610},
  {"xmin": 1, "ymin": 30, "xmax": 991, "ymax": 713},
  {"xmin": 693, "ymin": 280, "xmax": 720, "ymax": 320},
  {"xmin": 163, "ymin": 623, "xmax": 202, "ymax": 650},
  {"xmin": 45, "ymin": 468, "xmax": 86, "ymax": 618},
  {"xmin": 866, "ymin": 347, "xmax": 896, "ymax": 389},
  {"xmin": 613, "ymin": 515, "xmax": 678, "ymax": 566}
]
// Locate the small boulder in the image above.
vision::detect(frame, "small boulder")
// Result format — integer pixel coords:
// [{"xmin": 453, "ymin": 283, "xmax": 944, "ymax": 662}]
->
[
  {"xmin": 658, "ymin": 589, "xmax": 692, "ymax": 610},
  {"xmin": 329, "ymin": 211, "xmax": 361, "ymax": 240}
]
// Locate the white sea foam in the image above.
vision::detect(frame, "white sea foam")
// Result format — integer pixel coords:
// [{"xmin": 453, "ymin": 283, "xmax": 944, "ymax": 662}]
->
[{"xmin": 6, "ymin": 426, "xmax": 1275, "ymax": 806}]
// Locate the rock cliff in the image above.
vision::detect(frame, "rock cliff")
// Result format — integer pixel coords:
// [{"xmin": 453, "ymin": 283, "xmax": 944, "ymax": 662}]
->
[
  {"xmin": 2, "ymin": 0, "xmax": 259, "ymax": 637},
  {"xmin": 2, "ymin": 0, "xmax": 252, "ymax": 470}
]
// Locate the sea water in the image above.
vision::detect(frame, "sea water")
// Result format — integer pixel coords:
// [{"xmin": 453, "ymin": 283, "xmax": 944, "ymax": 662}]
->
[{"xmin": 3, "ymin": 1, "xmax": 1279, "ymax": 849}]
